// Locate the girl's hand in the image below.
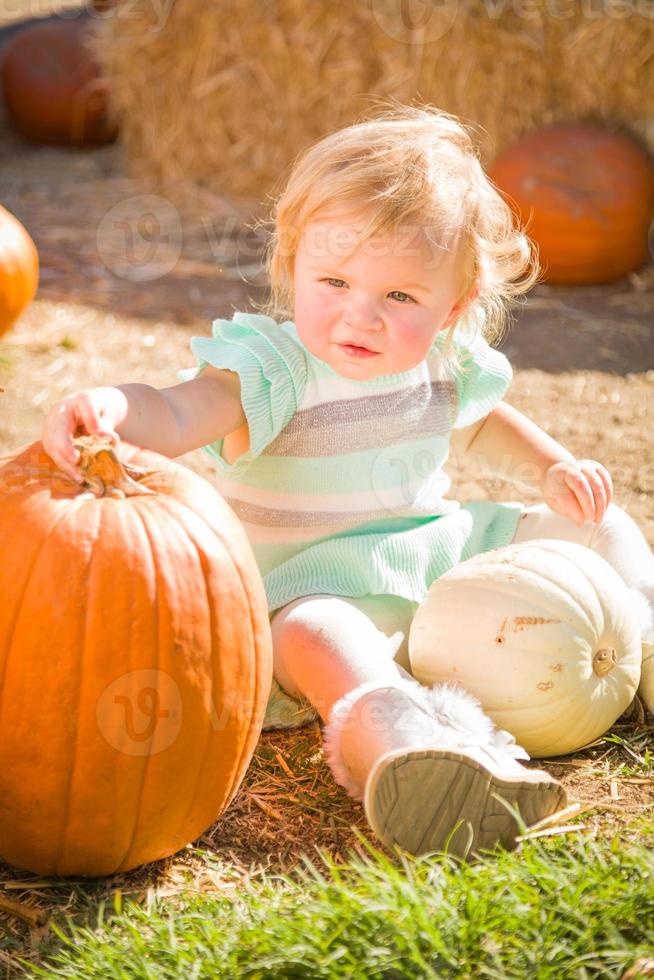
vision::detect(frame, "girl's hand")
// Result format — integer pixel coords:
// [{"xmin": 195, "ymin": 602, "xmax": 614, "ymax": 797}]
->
[
  {"xmin": 42, "ymin": 387, "xmax": 128, "ymax": 483},
  {"xmin": 542, "ymin": 458, "xmax": 613, "ymax": 527}
]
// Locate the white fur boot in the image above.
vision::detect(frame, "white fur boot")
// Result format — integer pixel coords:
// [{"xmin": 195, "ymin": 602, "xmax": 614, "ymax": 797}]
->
[{"xmin": 323, "ymin": 677, "xmax": 567, "ymax": 860}]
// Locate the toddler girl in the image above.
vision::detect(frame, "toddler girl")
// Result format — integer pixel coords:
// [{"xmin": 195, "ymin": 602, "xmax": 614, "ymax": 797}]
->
[{"xmin": 43, "ymin": 105, "xmax": 654, "ymax": 861}]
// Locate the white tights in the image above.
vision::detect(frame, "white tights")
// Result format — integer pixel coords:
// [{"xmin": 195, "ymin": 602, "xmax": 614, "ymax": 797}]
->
[{"xmin": 270, "ymin": 503, "xmax": 654, "ymax": 723}]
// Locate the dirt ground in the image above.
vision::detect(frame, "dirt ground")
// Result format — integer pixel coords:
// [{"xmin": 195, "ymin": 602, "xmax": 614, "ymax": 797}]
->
[{"xmin": 0, "ymin": 5, "xmax": 653, "ymax": 966}]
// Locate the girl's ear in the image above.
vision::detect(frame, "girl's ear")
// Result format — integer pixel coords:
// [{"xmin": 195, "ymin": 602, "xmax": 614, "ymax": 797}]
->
[
  {"xmin": 443, "ymin": 283, "xmax": 480, "ymax": 328},
  {"xmin": 460, "ymin": 281, "xmax": 480, "ymax": 306},
  {"xmin": 442, "ymin": 303, "xmax": 463, "ymax": 329}
]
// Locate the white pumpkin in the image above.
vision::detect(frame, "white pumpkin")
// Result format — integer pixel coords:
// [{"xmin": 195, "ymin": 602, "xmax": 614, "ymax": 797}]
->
[
  {"xmin": 640, "ymin": 643, "xmax": 654, "ymax": 715},
  {"xmin": 409, "ymin": 539, "xmax": 642, "ymax": 758}
]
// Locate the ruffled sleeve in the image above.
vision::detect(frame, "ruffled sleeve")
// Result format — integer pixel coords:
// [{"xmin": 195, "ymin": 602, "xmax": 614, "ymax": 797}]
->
[
  {"xmin": 450, "ymin": 334, "xmax": 513, "ymax": 430},
  {"xmin": 185, "ymin": 313, "xmax": 308, "ymax": 470}
]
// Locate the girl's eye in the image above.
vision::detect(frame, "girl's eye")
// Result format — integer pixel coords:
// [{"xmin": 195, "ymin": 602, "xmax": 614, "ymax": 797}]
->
[
  {"xmin": 324, "ymin": 278, "xmax": 346, "ymax": 288},
  {"xmin": 388, "ymin": 291, "xmax": 414, "ymax": 303}
]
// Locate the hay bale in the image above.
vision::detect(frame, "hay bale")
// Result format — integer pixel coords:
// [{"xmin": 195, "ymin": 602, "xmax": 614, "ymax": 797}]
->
[
  {"xmin": 89, "ymin": 0, "xmax": 654, "ymax": 211},
  {"xmin": 559, "ymin": 10, "xmax": 654, "ymax": 149}
]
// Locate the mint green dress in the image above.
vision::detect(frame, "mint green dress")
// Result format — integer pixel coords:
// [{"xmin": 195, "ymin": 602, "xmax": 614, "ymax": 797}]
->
[{"xmin": 186, "ymin": 313, "xmax": 523, "ymax": 613}]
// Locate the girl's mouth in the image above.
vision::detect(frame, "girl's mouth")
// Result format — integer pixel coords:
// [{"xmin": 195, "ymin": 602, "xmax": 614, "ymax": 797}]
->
[{"xmin": 339, "ymin": 343, "xmax": 379, "ymax": 358}]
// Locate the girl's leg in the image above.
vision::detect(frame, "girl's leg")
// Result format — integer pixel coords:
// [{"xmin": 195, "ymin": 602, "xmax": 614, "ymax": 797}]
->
[
  {"xmin": 270, "ymin": 592, "xmax": 424, "ymax": 799},
  {"xmin": 270, "ymin": 593, "xmax": 417, "ymax": 722},
  {"xmin": 511, "ymin": 502, "xmax": 654, "ymax": 592},
  {"xmin": 270, "ymin": 593, "xmax": 566, "ymax": 858}
]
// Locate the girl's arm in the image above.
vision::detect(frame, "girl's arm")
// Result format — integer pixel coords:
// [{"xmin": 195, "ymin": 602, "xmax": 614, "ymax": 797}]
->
[
  {"xmin": 42, "ymin": 366, "xmax": 246, "ymax": 482},
  {"xmin": 118, "ymin": 367, "xmax": 245, "ymax": 457},
  {"xmin": 451, "ymin": 401, "xmax": 613, "ymax": 526}
]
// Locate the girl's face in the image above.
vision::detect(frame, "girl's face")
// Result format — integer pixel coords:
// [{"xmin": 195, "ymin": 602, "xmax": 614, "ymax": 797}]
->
[{"xmin": 293, "ymin": 209, "xmax": 471, "ymax": 380}]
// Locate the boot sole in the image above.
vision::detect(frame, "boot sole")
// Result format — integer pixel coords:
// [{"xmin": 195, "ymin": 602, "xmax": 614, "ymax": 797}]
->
[{"xmin": 364, "ymin": 748, "xmax": 568, "ymax": 860}]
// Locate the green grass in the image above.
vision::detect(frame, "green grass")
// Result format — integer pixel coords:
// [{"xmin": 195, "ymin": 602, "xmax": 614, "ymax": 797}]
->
[
  {"xmin": 602, "ymin": 732, "xmax": 654, "ymax": 779},
  {"xmin": 23, "ymin": 818, "xmax": 654, "ymax": 980}
]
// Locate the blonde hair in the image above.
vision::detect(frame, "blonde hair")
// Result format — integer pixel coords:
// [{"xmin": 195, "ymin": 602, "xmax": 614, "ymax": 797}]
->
[{"xmin": 256, "ymin": 103, "xmax": 538, "ymax": 361}]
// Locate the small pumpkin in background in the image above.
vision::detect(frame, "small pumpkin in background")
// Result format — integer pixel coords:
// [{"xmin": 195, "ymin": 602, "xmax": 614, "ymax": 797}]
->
[
  {"xmin": 0, "ymin": 438, "xmax": 272, "ymax": 877},
  {"xmin": 489, "ymin": 124, "xmax": 654, "ymax": 285},
  {"xmin": 409, "ymin": 539, "xmax": 642, "ymax": 758},
  {"xmin": 1, "ymin": 14, "xmax": 117, "ymax": 146},
  {"xmin": 0, "ymin": 204, "xmax": 39, "ymax": 338}
]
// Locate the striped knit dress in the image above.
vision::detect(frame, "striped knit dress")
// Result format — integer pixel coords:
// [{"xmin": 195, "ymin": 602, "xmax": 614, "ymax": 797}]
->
[{"xmin": 187, "ymin": 312, "xmax": 523, "ymax": 613}]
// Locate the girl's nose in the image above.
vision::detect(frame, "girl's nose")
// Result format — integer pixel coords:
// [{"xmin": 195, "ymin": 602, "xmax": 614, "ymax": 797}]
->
[{"xmin": 345, "ymin": 295, "xmax": 383, "ymax": 329}]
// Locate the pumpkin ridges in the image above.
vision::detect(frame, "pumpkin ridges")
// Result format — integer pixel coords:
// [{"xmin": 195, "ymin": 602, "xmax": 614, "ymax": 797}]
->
[
  {"xmin": 221, "ymin": 548, "xmax": 270, "ymax": 804},
  {"xmin": 437, "ymin": 559, "xmax": 597, "ymax": 638},
  {"xmin": 0, "ymin": 494, "xmax": 55, "ymax": 701},
  {"xmin": 493, "ymin": 699, "xmax": 588, "ymax": 757},
  {"xmin": 429, "ymin": 543, "xmax": 635, "ymax": 663},
  {"xmin": 108, "ymin": 498, "xmax": 174, "ymax": 875},
  {"xmin": 112, "ymin": 500, "xmax": 174, "ymax": 873},
  {"xmin": 184, "ymin": 517, "xmax": 266, "ymax": 822},
  {"xmin": 0, "ymin": 441, "xmax": 272, "ymax": 876},
  {"xmin": 57, "ymin": 497, "xmax": 106, "ymax": 875},
  {"xmin": 122, "ymin": 494, "xmax": 270, "ymax": 863},
  {"xmin": 495, "ymin": 680, "xmax": 622, "ymax": 757},
  {"xmin": 113, "ymin": 492, "xmax": 270, "ymax": 873},
  {"xmin": 410, "ymin": 541, "xmax": 641, "ymax": 758},
  {"xmin": 0, "ymin": 497, "xmax": 103, "ymax": 873},
  {"xmin": 170, "ymin": 523, "xmax": 225, "ymax": 860},
  {"xmin": 0, "ymin": 205, "xmax": 39, "ymax": 337},
  {"xmin": 57, "ymin": 497, "xmax": 157, "ymax": 876},
  {"xmin": 97, "ymin": 499, "xmax": 159, "ymax": 875},
  {"xmin": 114, "ymin": 499, "xmax": 216, "ymax": 872},
  {"xmin": 0, "ymin": 490, "xmax": 91, "ymax": 701},
  {"xmin": 48, "ymin": 499, "xmax": 113, "ymax": 873},
  {"xmin": 475, "ymin": 544, "xmax": 605, "ymax": 633},
  {"xmin": 412, "ymin": 593, "xmax": 589, "ymax": 709}
]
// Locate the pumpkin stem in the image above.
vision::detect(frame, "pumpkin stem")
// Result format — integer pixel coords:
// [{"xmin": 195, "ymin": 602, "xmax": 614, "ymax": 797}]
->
[
  {"xmin": 74, "ymin": 436, "xmax": 156, "ymax": 499},
  {"xmin": 593, "ymin": 647, "xmax": 617, "ymax": 677}
]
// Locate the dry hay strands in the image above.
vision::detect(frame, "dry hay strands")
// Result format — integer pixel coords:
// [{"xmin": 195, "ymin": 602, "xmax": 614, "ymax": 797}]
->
[
  {"xmin": 88, "ymin": 0, "xmax": 654, "ymax": 208},
  {"xmin": 558, "ymin": 7, "xmax": 654, "ymax": 150}
]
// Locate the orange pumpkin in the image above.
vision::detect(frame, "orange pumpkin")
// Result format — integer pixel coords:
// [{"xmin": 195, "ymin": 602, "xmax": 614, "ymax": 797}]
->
[
  {"xmin": 0, "ymin": 205, "xmax": 39, "ymax": 338},
  {"xmin": 1, "ymin": 15, "xmax": 117, "ymax": 146},
  {"xmin": 0, "ymin": 440, "xmax": 272, "ymax": 876},
  {"xmin": 489, "ymin": 124, "xmax": 654, "ymax": 285}
]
